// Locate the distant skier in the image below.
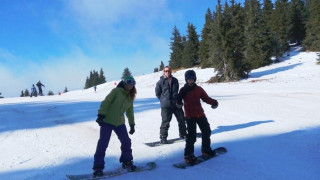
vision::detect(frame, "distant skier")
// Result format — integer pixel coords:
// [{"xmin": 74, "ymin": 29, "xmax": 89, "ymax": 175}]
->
[
  {"xmin": 36, "ymin": 81, "xmax": 45, "ymax": 96},
  {"xmin": 30, "ymin": 84, "xmax": 37, "ymax": 97},
  {"xmin": 177, "ymin": 70, "xmax": 219, "ymax": 165},
  {"xmin": 94, "ymin": 85, "xmax": 97, "ymax": 92},
  {"xmin": 92, "ymin": 76, "xmax": 137, "ymax": 177}
]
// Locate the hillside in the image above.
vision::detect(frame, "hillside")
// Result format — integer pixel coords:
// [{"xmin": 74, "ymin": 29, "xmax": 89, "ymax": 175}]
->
[{"xmin": 0, "ymin": 47, "xmax": 319, "ymax": 180}]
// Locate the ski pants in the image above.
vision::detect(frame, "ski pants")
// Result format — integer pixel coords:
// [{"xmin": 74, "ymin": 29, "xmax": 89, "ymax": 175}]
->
[
  {"xmin": 93, "ymin": 123, "xmax": 133, "ymax": 170},
  {"xmin": 184, "ymin": 116, "xmax": 212, "ymax": 156},
  {"xmin": 160, "ymin": 106, "xmax": 186, "ymax": 138},
  {"xmin": 38, "ymin": 88, "xmax": 43, "ymax": 95}
]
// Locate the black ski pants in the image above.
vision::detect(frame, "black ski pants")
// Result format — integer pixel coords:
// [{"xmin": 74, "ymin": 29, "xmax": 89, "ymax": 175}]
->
[
  {"xmin": 184, "ymin": 116, "xmax": 212, "ymax": 156},
  {"xmin": 160, "ymin": 106, "xmax": 186, "ymax": 138}
]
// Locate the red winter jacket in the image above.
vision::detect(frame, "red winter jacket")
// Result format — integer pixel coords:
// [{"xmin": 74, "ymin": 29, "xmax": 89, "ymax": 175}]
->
[{"xmin": 179, "ymin": 84, "xmax": 217, "ymax": 118}]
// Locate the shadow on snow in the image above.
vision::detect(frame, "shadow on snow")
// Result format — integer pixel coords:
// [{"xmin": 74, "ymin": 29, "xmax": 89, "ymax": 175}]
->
[
  {"xmin": 212, "ymin": 120, "xmax": 274, "ymax": 134},
  {"xmin": 249, "ymin": 63, "xmax": 302, "ymax": 78},
  {"xmin": 1, "ymin": 126, "xmax": 319, "ymax": 180}
]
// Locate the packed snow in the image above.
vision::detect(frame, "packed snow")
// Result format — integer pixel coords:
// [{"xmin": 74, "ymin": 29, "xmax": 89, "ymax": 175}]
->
[{"xmin": 0, "ymin": 47, "xmax": 319, "ymax": 180}]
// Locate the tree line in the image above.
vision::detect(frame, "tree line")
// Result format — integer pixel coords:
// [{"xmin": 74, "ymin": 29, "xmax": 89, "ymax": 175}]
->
[
  {"xmin": 84, "ymin": 68, "xmax": 106, "ymax": 89},
  {"xmin": 168, "ymin": 0, "xmax": 320, "ymax": 82},
  {"xmin": 84, "ymin": 67, "xmax": 133, "ymax": 89}
]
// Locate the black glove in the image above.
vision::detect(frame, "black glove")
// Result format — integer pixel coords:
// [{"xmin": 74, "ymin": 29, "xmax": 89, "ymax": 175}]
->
[
  {"xmin": 129, "ymin": 124, "xmax": 135, "ymax": 135},
  {"xmin": 176, "ymin": 102, "xmax": 183, "ymax": 109},
  {"xmin": 211, "ymin": 100, "xmax": 218, "ymax": 109},
  {"xmin": 96, "ymin": 114, "xmax": 105, "ymax": 126}
]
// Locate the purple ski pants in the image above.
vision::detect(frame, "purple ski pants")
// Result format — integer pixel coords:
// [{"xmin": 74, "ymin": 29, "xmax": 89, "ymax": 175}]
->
[{"xmin": 93, "ymin": 123, "xmax": 133, "ymax": 170}]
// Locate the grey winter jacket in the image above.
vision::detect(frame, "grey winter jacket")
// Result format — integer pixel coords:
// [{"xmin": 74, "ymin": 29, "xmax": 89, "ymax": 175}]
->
[{"xmin": 155, "ymin": 75, "xmax": 180, "ymax": 108}]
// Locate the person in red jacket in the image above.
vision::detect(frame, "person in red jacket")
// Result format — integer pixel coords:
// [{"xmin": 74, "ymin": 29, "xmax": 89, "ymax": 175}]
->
[{"xmin": 177, "ymin": 70, "xmax": 219, "ymax": 165}]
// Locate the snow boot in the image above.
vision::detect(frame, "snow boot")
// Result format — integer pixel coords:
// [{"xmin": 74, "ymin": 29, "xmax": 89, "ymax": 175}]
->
[
  {"xmin": 122, "ymin": 160, "xmax": 137, "ymax": 172},
  {"xmin": 93, "ymin": 168, "xmax": 103, "ymax": 177},
  {"xmin": 160, "ymin": 136, "xmax": 168, "ymax": 144},
  {"xmin": 202, "ymin": 149, "xmax": 216, "ymax": 159},
  {"xmin": 179, "ymin": 134, "xmax": 186, "ymax": 139},
  {"xmin": 184, "ymin": 154, "xmax": 198, "ymax": 165}
]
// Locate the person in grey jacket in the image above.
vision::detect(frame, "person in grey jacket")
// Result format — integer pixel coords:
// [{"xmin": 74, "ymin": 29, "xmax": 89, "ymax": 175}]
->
[{"xmin": 155, "ymin": 66, "xmax": 187, "ymax": 144}]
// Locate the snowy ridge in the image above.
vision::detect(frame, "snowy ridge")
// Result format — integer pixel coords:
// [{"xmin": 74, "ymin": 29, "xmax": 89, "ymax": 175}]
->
[{"xmin": 0, "ymin": 47, "xmax": 320, "ymax": 180}]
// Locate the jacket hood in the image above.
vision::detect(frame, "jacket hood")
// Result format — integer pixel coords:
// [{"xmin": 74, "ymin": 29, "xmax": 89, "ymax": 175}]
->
[{"xmin": 117, "ymin": 81, "xmax": 126, "ymax": 90}]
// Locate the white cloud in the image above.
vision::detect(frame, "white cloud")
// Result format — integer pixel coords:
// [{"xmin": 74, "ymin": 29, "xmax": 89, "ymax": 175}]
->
[
  {"xmin": 0, "ymin": 47, "xmax": 117, "ymax": 97},
  {"xmin": 0, "ymin": 0, "xmax": 180, "ymax": 97},
  {"xmin": 55, "ymin": 0, "xmax": 174, "ymax": 49}
]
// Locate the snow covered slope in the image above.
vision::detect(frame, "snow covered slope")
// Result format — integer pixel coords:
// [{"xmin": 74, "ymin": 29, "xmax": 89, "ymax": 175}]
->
[{"xmin": 0, "ymin": 47, "xmax": 319, "ymax": 180}]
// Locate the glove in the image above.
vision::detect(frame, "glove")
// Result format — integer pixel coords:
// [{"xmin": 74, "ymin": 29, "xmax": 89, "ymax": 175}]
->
[
  {"xmin": 96, "ymin": 114, "xmax": 105, "ymax": 126},
  {"xmin": 176, "ymin": 102, "xmax": 183, "ymax": 109},
  {"xmin": 129, "ymin": 124, "xmax": 135, "ymax": 135},
  {"xmin": 211, "ymin": 100, "xmax": 218, "ymax": 109}
]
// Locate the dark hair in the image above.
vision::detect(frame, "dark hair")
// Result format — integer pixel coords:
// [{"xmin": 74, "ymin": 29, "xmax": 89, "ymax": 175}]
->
[
  {"xmin": 163, "ymin": 66, "xmax": 171, "ymax": 72},
  {"xmin": 127, "ymin": 84, "xmax": 137, "ymax": 100},
  {"xmin": 185, "ymin": 70, "xmax": 197, "ymax": 82}
]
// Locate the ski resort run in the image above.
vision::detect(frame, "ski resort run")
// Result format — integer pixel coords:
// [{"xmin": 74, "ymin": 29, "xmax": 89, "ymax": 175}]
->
[{"xmin": 0, "ymin": 47, "xmax": 320, "ymax": 180}]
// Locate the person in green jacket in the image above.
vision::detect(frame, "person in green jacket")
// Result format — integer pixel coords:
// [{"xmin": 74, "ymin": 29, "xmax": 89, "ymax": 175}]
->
[{"xmin": 92, "ymin": 76, "xmax": 137, "ymax": 177}]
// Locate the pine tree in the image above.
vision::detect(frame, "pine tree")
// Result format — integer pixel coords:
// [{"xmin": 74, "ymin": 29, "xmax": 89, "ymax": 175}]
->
[
  {"xmin": 271, "ymin": 0, "xmax": 290, "ymax": 59},
  {"xmin": 262, "ymin": 0, "xmax": 274, "ymax": 27},
  {"xmin": 48, "ymin": 91, "xmax": 54, "ymax": 96},
  {"xmin": 84, "ymin": 68, "xmax": 107, "ymax": 89},
  {"xmin": 85, "ymin": 77, "xmax": 90, "ymax": 89},
  {"xmin": 20, "ymin": 90, "xmax": 25, "ymax": 97},
  {"xmin": 99, "ymin": 68, "xmax": 106, "ymax": 84},
  {"xmin": 208, "ymin": 0, "xmax": 225, "ymax": 80},
  {"xmin": 159, "ymin": 61, "xmax": 164, "ymax": 71},
  {"xmin": 24, "ymin": 89, "xmax": 30, "ymax": 96},
  {"xmin": 154, "ymin": 67, "xmax": 159, "ymax": 72},
  {"xmin": 262, "ymin": 0, "xmax": 275, "ymax": 63},
  {"xmin": 244, "ymin": 0, "xmax": 272, "ymax": 69},
  {"xmin": 91, "ymin": 70, "xmax": 99, "ymax": 88},
  {"xmin": 303, "ymin": 0, "xmax": 320, "ymax": 51},
  {"xmin": 288, "ymin": 0, "xmax": 307, "ymax": 45},
  {"xmin": 199, "ymin": 8, "xmax": 213, "ymax": 68},
  {"xmin": 169, "ymin": 26, "xmax": 184, "ymax": 69},
  {"xmin": 224, "ymin": 0, "xmax": 248, "ymax": 80},
  {"xmin": 182, "ymin": 23, "xmax": 199, "ymax": 68},
  {"xmin": 64, "ymin": 87, "xmax": 68, "ymax": 93},
  {"xmin": 122, "ymin": 67, "xmax": 132, "ymax": 79}
]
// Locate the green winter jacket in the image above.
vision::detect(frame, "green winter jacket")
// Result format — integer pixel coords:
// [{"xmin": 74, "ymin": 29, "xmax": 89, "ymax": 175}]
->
[{"xmin": 98, "ymin": 86, "xmax": 134, "ymax": 127}]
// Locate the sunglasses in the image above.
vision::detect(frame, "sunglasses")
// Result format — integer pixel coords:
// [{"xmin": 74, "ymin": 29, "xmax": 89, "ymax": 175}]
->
[
  {"xmin": 124, "ymin": 79, "xmax": 136, "ymax": 86},
  {"xmin": 186, "ymin": 75, "xmax": 195, "ymax": 80},
  {"xmin": 164, "ymin": 70, "xmax": 170, "ymax": 73}
]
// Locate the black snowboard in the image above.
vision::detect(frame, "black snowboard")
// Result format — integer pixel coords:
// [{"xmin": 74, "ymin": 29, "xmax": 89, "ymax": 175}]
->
[
  {"xmin": 145, "ymin": 133, "xmax": 202, "ymax": 147},
  {"xmin": 173, "ymin": 147, "xmax": 227, "ymax": 169},
  {"xmin": 66, "ymin": 162, "xmax": 156, "ymax": 180}
]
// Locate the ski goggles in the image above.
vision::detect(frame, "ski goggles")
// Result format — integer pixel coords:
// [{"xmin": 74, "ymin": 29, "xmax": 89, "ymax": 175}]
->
[
  {"xmin": 186, "ymin": 75, "xmax": 196, "ymax": 80},
  {"xmin": 124, "ymin": 79, "xmax": 136, "ymax": 86}
]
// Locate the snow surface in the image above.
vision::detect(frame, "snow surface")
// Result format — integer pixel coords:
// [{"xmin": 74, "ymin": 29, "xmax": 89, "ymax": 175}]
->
[{"xmin": 0, "ymin": 47, "xmax": 320, "ymax": 180}]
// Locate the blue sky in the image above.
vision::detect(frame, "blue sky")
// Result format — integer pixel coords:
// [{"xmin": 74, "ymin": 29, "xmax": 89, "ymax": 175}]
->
[{"xmin": 0, "ymin": 0, "xmax": 247, "ymax": 97}]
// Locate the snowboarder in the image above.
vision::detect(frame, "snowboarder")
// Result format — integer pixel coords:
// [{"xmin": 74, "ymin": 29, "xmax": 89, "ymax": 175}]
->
[
  {"xmin": 36, "ymin": 81, "xmax": 45, "ymax": 96},
  {"xmin": 177, "ymin": 70, "xmax": 219, "ymax": 165},
  {"xmin": 92, "ymin": 76, "xmax": 137, "ymax": 177},
  {"xmin": 155, "ymin": 66, "xmax": 187, "ymax": 144},
  {"xmin": 94, "ymin": 85, "xmax": 97, "ymax": 92},
  {"xmin": 30, "ymin": 84, "xmax": 37, "ymax": 97}
]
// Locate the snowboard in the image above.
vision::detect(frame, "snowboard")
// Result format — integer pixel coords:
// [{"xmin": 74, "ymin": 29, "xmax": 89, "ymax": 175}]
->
[
  {"xmin": 145, "ymin": 133, "xmax": 202, "ymax": 147},
  {"xmin": 173, "ymin": 147, "xmax": 227, "ymax": 169},
  {"xmin": 66, "ymin": 162, "xmax": 156, "ymax": 180}
]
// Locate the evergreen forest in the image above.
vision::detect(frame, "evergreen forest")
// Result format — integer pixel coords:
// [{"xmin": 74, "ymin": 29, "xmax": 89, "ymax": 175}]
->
[{"xmin": 168, "ymin": 0, "xmax": 320, "ymax": 81}]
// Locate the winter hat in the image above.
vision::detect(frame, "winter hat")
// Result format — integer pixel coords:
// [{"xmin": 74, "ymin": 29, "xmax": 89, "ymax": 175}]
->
[
  {"xmin": 184, "ymin": 70, "xmax": 196, "ymax": 83},
  {"xmin": 123, "ymin": 76, "xmax": 136, "ymax": 86}
]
